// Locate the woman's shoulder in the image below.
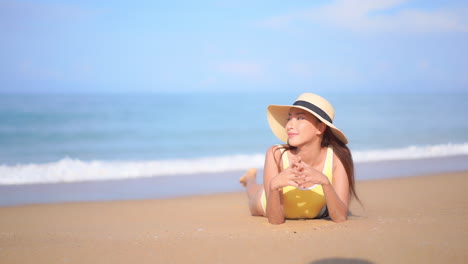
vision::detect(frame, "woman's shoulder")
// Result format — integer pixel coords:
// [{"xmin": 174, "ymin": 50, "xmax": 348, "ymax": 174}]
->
[
  {"xmin": 266, "ymin": 144, "xmax": 288, "ymax": 162},
  {"xmin": 267, "ymin": 144, "xmax": 288, "ymax": 154},
  {"xmin": 273, "ymin": 143, "xmax": 288, "ymax": 149}
]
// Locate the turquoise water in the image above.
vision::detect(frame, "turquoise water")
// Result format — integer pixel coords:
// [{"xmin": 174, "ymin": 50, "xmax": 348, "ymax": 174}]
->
[{"xmin": 1, "ymin": 92, "xmax": 467, "ymax": 184}]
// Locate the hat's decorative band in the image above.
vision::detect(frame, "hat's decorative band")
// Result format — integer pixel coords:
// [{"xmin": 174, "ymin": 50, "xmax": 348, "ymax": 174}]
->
[{"xmin": 293, "ymin": 100, "xmax": 333, "ymax": 123}]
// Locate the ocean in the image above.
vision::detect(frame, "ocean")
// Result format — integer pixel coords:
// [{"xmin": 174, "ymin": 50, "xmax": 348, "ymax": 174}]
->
[{"xmin": 1, "ymin": 92, "xmax": 468, "ymax": 185}]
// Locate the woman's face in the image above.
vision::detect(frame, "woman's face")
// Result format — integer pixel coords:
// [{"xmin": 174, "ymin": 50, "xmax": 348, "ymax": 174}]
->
[{"xmin": 286, "ymin": 107, "xmax": 325, "ymax": 147}]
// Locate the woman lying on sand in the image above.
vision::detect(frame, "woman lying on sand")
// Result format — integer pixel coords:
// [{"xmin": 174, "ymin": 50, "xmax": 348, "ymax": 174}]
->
[{"xmin": 240, "ymin": 93, "xmax": 359, "ymax": 224}]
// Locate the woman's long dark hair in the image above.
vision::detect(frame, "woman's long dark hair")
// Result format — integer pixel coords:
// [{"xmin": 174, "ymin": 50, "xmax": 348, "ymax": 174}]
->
[{"xmin": 321, "ymin": 127, "xmax": 360, "ymax": 204}]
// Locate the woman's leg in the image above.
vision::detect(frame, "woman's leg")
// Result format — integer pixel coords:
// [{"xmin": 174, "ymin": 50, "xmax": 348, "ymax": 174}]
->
[{"xmin": 239, "ymin": 168, "xmax": 265, "ymax": 216}]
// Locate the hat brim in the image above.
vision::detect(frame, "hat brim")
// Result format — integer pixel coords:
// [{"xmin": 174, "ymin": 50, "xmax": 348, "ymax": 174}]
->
[{"xmin": 267, "ymin": 105, "xmax": 348, "ymax": 144}]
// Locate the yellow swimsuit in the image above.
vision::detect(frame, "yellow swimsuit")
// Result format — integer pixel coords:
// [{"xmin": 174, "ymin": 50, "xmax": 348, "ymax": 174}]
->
[{"xmin": 261, "ymin": 145, "xmax": 334, "ymax": 219}]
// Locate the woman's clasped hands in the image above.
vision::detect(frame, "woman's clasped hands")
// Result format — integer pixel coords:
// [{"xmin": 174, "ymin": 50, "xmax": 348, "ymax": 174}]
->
[{"xmin": 270, "ymin": 156, "xmax": 330, "ymax": 191}]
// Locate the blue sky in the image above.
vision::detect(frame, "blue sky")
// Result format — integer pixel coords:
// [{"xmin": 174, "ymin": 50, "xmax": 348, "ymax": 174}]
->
[{"xmin": 1, "ymin": 0, "xmax": 467, "ymax": 93}]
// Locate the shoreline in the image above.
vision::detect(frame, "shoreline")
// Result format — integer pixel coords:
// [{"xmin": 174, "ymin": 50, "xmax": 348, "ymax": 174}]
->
[
  {"xmin": 1, "ymin": 154, "xmax": 467, "ymax": 207},
  {"xmin": 0, "ymin": 171, "xmax": 467, "ymax": 263}
]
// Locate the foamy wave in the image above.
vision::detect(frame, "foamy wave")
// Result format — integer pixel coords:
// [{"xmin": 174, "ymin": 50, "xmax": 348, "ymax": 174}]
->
[
  {"xmin": 353, "ymin": 142, "xmax": 468, "ymax": 162},
  {"xmin": 1, "ymin": 143, "xmax": 467, "ymax": 185},
  {"xmin": 0, "ymin": 154, "xmax": 265, "ymax": 185}
]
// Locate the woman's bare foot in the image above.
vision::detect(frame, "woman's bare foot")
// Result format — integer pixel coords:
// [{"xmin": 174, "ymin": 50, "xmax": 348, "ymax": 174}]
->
[{"xmin": 239, "ymin": 168, "xmax": 257, "ymax": 187}]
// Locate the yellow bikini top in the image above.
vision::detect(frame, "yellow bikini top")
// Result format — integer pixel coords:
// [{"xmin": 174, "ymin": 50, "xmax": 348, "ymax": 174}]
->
[{"xmin": 278, "ymin": 145, "xmax": 334, "ymax": 219}]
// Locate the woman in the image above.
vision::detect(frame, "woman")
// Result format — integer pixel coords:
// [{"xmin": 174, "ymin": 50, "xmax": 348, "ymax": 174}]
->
[{"xmin": 240, "ymin": 93, "xmax": 359, "ymax": 224}]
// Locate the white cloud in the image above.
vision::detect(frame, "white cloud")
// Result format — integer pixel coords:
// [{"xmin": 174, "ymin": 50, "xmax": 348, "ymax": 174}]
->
[
  {"xmin": 259, "ymin": 0, "xmax": 468, "ymax": 33},
  {"xmin": 258, "ymin": 13, "xmax": 298, "ymax": 30}
]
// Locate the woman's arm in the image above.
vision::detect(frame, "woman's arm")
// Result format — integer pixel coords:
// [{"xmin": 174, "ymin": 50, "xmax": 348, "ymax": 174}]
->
[
  {"xmin": 322, "ymin": 154, "xmax": 349, "ymax": 222},
  {"xmin": 263, "ymin": 146, "xmax": 299, "ymax": 224}
]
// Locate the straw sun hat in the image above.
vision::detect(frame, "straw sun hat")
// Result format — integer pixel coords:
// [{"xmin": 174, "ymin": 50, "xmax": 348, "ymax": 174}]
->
[{"xmin": 267, "ymin": 93, "xmax": 348, "ymax": 144}]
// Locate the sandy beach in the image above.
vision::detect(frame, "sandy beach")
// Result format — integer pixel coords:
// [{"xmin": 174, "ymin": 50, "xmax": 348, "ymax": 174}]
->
[{"xmin": 0, "ymin": 171, "xmax": 467, "ymax": 264}]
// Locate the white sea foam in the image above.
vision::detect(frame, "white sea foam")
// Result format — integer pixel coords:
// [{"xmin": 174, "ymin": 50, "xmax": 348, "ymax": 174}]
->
[
  {"xmin": 0, "ymin": 143, "xmax": 467, "ymax": 185},
  {"xmin": 0, "ymin": 154, "xmax": 266, "ymax": 185},
  {"xmin": 353, "ymin": 142, "xmax": 468, "ymax": 162}
]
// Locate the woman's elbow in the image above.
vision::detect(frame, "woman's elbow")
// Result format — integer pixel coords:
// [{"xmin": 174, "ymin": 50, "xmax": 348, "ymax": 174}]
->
[
  {"xmin": 268, "ymin": 216, "xmax": 285, "ymax": 225},
  {"xmin": 331, "ymin": 214, "xmax": 347, "ymax": 223}
]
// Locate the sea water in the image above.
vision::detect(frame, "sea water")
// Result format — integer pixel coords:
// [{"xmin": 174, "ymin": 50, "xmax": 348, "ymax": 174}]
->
[{"xmin": 1, "ymin": 92, "xmax": 467, "ymax": 185}]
